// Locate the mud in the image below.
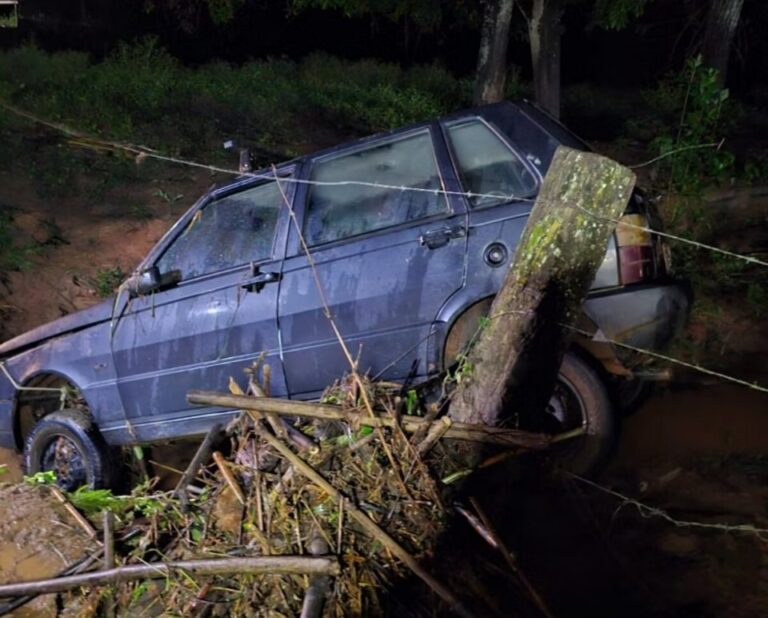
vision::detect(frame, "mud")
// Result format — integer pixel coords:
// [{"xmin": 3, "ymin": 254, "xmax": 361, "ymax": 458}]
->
[{"xmin": 0, "ymin": 484, "xmax": 98, "ymax": 617}]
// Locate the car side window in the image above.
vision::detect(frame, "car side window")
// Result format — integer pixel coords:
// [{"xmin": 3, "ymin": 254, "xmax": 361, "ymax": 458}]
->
[
  {"xmin": 157, "ymin": 181, "xmax": 281, "ymax": 280},
  {"xmin": 304, "ymin": 130, "xmax": 448, "ymax": 246},
  {"xmin": 446, "ymin": 118, "xmax": 538, "ymax": 208}
]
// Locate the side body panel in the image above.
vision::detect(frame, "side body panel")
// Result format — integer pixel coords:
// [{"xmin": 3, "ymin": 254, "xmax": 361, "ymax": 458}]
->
[
  {"xmin": 108, "ymin": 174, "xmax": 294, "ymax": 443},
  {"xmin": 278, "ymin": 125, "xmax": 469, "ymax": 397},
  {"xmin": 0, "ymin": 322, "xmax": 123, "ymax": 448}
]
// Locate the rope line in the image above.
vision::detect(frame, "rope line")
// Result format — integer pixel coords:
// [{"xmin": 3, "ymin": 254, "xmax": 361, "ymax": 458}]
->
[
  {"xmin": 2, "ymin": 101, "xmax": 767, "ymax": 398},
  {"xmin": 567, "ymin": 471, "xmax": 768, "ymax": 539},
  {"xmin": 0, "ymin": 361, "xmax": 67, "ymax": 403},
  {"xmin": 1, "ymin": 99, "xmax": 765, "ymax": 269},
  {"xmin": 569, "ymin": 324, "xmax": 768, "ymax": 395}
]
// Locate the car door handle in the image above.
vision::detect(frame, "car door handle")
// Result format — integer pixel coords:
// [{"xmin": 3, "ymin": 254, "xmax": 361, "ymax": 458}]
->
[
  {"xmin": 241, "ymin": 271, "xmax": 281, "ymax": 293},
  {"xmin": 419, "ymin": 225, "xmax": 466, "ymax": 250}
]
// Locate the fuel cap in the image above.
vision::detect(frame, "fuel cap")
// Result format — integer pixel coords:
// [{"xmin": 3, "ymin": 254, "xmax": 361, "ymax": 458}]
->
[{"xmin": 484, "ymin": 243, "xmax": 508, "ymax": 266}]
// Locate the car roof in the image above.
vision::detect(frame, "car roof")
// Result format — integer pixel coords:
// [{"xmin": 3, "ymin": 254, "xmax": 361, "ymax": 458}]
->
[{"xmin": 218, "ymin": 99, "xmax": 591, "ymax": 194}]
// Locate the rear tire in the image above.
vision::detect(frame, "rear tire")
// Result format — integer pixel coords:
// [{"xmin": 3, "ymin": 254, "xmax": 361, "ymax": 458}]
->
[
  {"xmin": 24, "ymin": 409, "xmax": 111, "ymax": 490},
  {"xmin": 534, "ymin": 353, "xmax": 618, "ymax": 476}
]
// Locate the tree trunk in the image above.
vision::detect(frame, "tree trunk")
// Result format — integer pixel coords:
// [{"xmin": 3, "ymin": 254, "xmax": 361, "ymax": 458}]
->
[
  {"xmin": 701, "ymin": 0, "xmax": 744, "ymax": 87},
  {"xmin": 449, "ymin": 147, "xmax": 636, "ymax": 426},
  {"xmin": 529, "ymin": 0, "xmax": 563, "ymax": 118},
  {"xmin": 473, "ymin": 0, "xmax": 515, "ymax": 105}
]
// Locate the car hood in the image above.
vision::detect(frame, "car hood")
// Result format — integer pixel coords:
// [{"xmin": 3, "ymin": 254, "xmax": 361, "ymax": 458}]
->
[{"xmin": 0, "ymin": 297, "xmax": 116, "ymax": 358}]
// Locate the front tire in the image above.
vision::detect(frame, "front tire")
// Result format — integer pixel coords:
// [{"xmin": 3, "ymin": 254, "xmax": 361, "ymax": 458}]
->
[
  {"xmin": 536, "ymin": 353, "xmax": 618, "ymax": 476},
  {"xmin": 24, "ymin": 409, "xmax": 111, "ymax": 490}
]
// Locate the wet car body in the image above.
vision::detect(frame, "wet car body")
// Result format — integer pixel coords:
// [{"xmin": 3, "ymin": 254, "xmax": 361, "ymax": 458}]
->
[{"xmin": 0, "ymin": 101, "xmax": 689, "ymax": 471}]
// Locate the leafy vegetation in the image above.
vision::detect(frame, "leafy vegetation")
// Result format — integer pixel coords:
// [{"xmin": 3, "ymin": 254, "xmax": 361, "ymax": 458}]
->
[
  {"xmin": 87, "ymin": 266, "xmax": 127, "ymax": 298},
  {"xmin": 650, "ymin": 55, "xmax": 735, "ymax": 195},
  {"xmin": 0, "ymin": 210, "xmax": 40, "ymax": 272},
  {"xmin": 0, "ymin": 40, "xmax": 469, "ymax": 162}
]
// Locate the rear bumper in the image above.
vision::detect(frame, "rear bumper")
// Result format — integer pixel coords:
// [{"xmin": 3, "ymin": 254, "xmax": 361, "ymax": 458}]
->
[{"xmin": 583, "ymin": 281, "xmax": 691, "ymax": 361}]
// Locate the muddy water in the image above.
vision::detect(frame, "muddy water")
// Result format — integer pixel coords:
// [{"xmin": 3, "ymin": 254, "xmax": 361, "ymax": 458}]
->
[
  {"xmin": 615, "ymin": 382, "xmax": 768, "ymax": 466},
  {"xmin": 0, "ymin": 485, "xmax": 97, "ymax": 617}
]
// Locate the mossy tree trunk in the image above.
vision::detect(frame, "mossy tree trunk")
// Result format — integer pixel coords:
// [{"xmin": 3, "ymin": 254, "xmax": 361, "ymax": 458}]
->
[{"xmin": 449, "ymin": 146, "xmax": 636, "ymax": 427}]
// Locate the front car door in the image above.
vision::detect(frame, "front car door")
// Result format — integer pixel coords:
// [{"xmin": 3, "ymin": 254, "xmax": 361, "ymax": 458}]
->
[
  {"xmin": 278, "ymin": 125, "xmax": 468, "ymax": 397},
  {"xmin": 107, "ymin": 170, "xmax": 293, "ymax": 443}
]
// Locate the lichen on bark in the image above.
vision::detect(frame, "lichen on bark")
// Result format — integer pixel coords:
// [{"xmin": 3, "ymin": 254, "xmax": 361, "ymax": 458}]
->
[{"xmin": 449, "ymin": 146, "xmax": 636, "ymax": 427}]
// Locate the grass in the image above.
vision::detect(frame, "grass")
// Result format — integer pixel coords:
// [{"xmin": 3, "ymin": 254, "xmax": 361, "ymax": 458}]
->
[
  {"xmin": 0, "ymin": 209, "xmax": 41, "ymax": 272},
  {"xmin": 87, "ymin": 266, "xmax": 126, "ymax": 298},
  {"xmin": 0, "ymin": 40, "xmax": 471, "ymax": 165}
]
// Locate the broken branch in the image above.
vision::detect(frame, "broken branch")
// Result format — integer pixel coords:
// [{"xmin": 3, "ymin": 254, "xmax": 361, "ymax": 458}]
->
[
  {"xmin": 252, "ymin": 422, "xmax": 475, "ymax": 618},
  {"xmin": 187, "ymin": 390, "xmax": 550, "ymax": 450},
  {"xmin": 0, "ymin": 556, "xmax": 340, "ymax": 598}
]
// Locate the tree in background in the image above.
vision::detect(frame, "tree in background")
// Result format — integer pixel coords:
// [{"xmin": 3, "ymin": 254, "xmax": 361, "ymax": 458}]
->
[
  {"xmin": 526, "ymin": 0, "xmax": 563, "ymax": 117},
  {"xmin": 701, "ymin": 0, "xmax": 744, "ymax": 87},
  {"xmin": 477, "ymin": 0, "xmax": 651, "ymax": 117},
  {"xmin": 473, "ymin": 0, "xmax": 515, "ymax": 104}
]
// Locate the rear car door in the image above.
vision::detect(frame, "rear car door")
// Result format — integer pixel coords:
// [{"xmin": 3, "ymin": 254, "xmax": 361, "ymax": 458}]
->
[
  {"xmin": 278, "ymin": 125, "xmax": 467, "ymax": 397},
  {"xmin": 109, "ymin": 171, "xmax": 293, "ymax": 442},
  {"xmin": 442, "ymin": 116, "xmax": 541, "ymax": 312}
]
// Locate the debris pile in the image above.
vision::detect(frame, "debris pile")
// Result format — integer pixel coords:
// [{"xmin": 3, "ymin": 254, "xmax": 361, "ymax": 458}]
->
[{"xmin": 1, "ymin": 376, "xmax": 515, "ymax": 617}]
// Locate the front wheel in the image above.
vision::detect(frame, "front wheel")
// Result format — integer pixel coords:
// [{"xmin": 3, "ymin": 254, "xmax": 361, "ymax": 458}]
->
[
  {"xmin": 24, "ymin": 409, "xmax": 111, "ymax": 490},
  {"xmin": 534, "ymin": 353, "xmax": 618, "ymax": 476}
]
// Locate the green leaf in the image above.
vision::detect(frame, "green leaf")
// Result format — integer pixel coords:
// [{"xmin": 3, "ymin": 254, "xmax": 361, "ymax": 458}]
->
[{"xmin": 24, "ymin": 470, "xmax": 57, "ymax": 485}]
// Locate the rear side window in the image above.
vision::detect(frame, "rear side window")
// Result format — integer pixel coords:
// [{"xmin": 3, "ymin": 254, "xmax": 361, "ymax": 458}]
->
[
  {"xmin": 304, "ymin": 130, "xmax": 448, "ymax": 246},
  {"xmin": 446, "ymin": 119, "xmax": 537, "ymax": 208},
  {"xmin": 157, "ymin": 181, "xmax": 281, "ymax": 280}
]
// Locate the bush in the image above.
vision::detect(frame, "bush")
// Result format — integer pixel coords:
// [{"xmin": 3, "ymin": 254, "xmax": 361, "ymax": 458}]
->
[
  {"xmin": 0, "ymin": 43, "xmax": 468, "ymax": 160},
  {"xmin": 299, "ymin": 53, "xmax": 461, "ymax": 131},
  {"xmin": 644, "ymin": 55, "xmax": 734, "ymax": 194}
]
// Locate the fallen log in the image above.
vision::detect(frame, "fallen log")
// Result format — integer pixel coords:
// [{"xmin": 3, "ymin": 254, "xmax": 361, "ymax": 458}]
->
[
  {"xmin": 187, "ymin": 390, "xmax": 551, "ymax": 450},
  {"xmin": 0, "ymin": 556, "xmax": 340, "ymax": 599}
]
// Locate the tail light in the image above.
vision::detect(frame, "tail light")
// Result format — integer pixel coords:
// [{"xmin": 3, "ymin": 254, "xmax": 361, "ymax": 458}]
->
[{"xmin": 616, "ymin": 214, "xmax": 655, "ymax": 284}]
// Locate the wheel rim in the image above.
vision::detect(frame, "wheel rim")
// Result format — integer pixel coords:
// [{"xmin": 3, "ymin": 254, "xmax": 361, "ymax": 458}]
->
[
  {"xmin": 40, "ymin": 434, "xmax": 88, "ymax": 491},
  {"xmin": 543, "ymin": 376, "xmax": 588, "ymax": 435}
]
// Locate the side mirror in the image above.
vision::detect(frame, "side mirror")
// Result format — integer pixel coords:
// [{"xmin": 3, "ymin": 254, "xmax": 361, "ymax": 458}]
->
[{"xmin": 127, "ymin": 267, "xmax": 162, "ymax": 297}]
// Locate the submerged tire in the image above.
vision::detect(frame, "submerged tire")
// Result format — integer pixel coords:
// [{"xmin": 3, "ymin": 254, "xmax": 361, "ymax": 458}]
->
[
  {"xmin": 535, "ymin": 353, "xmax": 618, "ymax": 476},
  {"xmin": 24, "ymin": 409, "xmax": 111, "ymax": 490}
]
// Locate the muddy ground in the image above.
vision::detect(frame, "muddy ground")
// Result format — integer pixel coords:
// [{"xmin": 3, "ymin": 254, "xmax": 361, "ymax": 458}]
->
[{"xmin": 0, "ymin": 153, "xmax": 767, "ymax": 616}]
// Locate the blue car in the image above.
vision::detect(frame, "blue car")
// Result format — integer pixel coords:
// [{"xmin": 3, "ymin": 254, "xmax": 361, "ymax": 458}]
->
[{"xmin": 0, "ymin": 101, "xmax": 689, "ymax": 487}]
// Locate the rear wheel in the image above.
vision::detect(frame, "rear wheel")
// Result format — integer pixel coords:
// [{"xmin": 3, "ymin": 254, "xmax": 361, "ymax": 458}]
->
[
  {"xmin": 534, "ymin": 353, "xmax": 618, "ymax": 476},
  {"xmin": 23, "ymin": 409, "xmax": 111, "ymax": 490}
]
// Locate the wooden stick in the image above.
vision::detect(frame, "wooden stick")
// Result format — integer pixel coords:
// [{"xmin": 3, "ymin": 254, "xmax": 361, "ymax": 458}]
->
[
  {"xmin": 416, "ymin": 417, "xmax": 453, "ymax": 457},
  {"xmin": 0, "ymin": 556, "xmax": 340, "ymax": 598},
  {"xmin": 212, "ymin": 451, "xmax": 246, "ymax": 505},
  {"xmin": 468, "ymin": 497, "xmax": 553, "ymax": 618},
  {"xmin": 102, "ymin": 511, "xmax": 115, "ymax": 570},
  {"xmin": 253, "ymin": 424, "xmax": 475, "ymax": 618},
  {"xmin": 187, "ymin": 390, "xmax": 550, "ymax": 450},
  {"xmin": 300, "ymin": 535, "xmax": 332, "ymax": 618},
  {"xmin": 247, "ymin": 370, "xmax": 287, "ymax": 439},
  {"xmin": 174, "ymin": 423, "xmax": 221, "ymax": 503},
  {"xmin": 49, "ymin": 486, "xmax": 99, "ymax": 541}
]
